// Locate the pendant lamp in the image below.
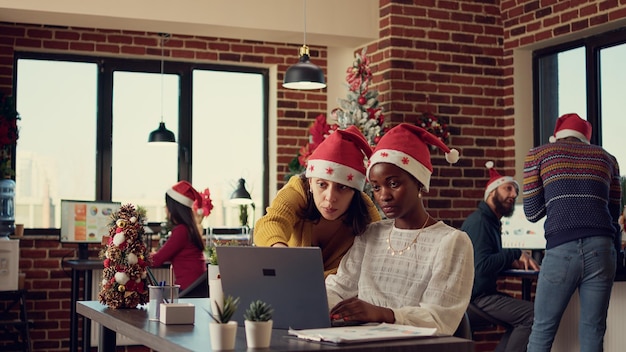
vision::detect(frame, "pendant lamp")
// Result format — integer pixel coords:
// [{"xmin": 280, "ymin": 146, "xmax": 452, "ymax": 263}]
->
[
  {"xmin": 148, "ymin": 33, "xmax": 176, "ymax": 144},
  {"xmin": 282, "ymin": 0, "xmax": 326, "ymax": 90}
]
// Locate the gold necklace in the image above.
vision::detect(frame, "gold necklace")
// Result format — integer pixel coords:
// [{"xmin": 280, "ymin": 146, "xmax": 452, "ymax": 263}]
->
[{"xmin": 386, "ymin": 216, "xmax": 431, "ymax": 256}]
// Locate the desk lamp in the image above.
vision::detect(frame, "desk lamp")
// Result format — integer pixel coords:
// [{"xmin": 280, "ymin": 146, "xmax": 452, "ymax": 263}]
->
[{"xmin": 230, "ymin": 178, "xmax": 255, "ymax": 228}]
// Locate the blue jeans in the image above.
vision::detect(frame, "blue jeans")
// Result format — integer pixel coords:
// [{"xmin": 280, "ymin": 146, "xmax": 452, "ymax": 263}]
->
[{"xmin": 527, "ymin": 236, "xmax": 615, "ymax": 352}]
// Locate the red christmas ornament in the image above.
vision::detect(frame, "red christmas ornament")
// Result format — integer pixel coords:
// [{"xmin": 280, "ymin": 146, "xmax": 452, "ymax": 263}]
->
[{"xmin": 358, "ymin": 96, "xmax": 367, "ymax": 105}]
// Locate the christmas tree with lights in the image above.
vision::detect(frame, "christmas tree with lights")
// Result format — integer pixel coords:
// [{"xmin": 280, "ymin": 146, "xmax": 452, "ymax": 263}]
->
[{"xmin": 335, "ymin": 48, "xmax": 387, "ymax": 146}]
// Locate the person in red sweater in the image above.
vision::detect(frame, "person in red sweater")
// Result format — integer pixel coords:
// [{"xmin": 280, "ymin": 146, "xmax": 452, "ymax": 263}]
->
[{"xmin": 151, "ymin": 181, "xmax": 207, "ymax": 297}]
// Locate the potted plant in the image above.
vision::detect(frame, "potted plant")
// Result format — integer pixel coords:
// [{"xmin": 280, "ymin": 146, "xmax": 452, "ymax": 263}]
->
[
  {"xmin": 243, "ymin": 300, "xmax": 274, "ymax": 348},
  {"xmin": 205, "ymin": 245, "xmax": 220, "ymax": 280},
  {"xmin": 208, "ymin": 295, "xmax": 240, "ymax": 350}
]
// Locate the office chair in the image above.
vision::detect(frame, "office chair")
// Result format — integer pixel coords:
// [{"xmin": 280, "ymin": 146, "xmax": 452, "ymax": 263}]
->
[
  {"xmin": 453, "ymin": 311, "xmax": 472, "ymax": 339},
  {"xmin": 466, "ymin": 302, "xmax": 512, "ymax": 338},
  {"xmin": 179, "ymin": 273, "xmax": 209, "ymax": 298}
]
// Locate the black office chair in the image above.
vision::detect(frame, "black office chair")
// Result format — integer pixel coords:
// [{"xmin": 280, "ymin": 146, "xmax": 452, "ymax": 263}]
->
[
  {"xmin": 179, "ymin": 274, "xmax": 209, "ymax": 298},
  {"xmin": 453, "ymin": 311, "xmax": 472, "ymax": 339},
  {"xmin": 466, "ymin": 302, "xmax": 512, "ymax": 338}
]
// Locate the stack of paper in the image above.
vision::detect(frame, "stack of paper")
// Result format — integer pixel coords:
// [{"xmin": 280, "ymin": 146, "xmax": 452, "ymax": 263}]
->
[{"xmin": 288, "ymin": 323, "xmax": 437, "ymax": 344}]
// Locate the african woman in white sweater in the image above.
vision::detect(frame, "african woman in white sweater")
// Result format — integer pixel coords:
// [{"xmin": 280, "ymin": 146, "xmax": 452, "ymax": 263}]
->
[{"xmin": 326, "ymin": 123, "xmax": 474, "ymax": 335}]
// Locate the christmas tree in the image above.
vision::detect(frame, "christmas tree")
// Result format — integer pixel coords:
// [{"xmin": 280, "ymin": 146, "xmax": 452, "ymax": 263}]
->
[
  {"xmin": 98, "ymin": 204, "xmax": 150, "ymax": 309},
  {"xmin": 335, "ymin": 48, "xmax": 387, "ymax": 146}
]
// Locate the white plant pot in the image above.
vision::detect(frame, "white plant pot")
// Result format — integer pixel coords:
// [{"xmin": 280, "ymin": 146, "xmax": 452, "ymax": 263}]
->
[
  {"xmin": 208, "ymin": 264, "xmax": 220, "ymax": 280},
  {"xmin": 209, "ymin": 321, "xmax": 238, "ymax": 350},
  {"xmin": 244, "ymin": 320, "xmax": 273, "ymax": 348}
]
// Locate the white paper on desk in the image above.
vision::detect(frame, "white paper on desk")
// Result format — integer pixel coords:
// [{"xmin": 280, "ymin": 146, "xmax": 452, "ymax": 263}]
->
[{"xmin": 288, "ymin": 323, "xmax": 437, "ymax": 344}]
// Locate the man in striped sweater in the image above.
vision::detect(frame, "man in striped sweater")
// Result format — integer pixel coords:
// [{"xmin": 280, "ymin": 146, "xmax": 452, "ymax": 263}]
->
[{"xmin": 523, "ymin": 113, "xmax": 622, "ymax": 352}]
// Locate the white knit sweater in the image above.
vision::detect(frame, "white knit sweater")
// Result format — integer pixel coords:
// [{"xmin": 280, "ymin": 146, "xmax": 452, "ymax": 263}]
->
[{"xmin": 326, "ymin": 219, "xmax": 474, "ymax": 335}]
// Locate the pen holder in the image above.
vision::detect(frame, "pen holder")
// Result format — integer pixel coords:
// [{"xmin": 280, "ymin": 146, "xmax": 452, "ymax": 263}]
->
[{"xmin": 148, "ymin": 285, "xmax": 180, "ymax": 321}]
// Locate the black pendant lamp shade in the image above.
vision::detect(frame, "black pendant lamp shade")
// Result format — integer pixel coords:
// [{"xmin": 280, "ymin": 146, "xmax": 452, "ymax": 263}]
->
[
  {"xmin": 283, "ymin": 45, "xmax": 326, "ymax": 90},
  {"xmin": 148, "ymin": 122, "xmax": 176, "ymax": 143}
]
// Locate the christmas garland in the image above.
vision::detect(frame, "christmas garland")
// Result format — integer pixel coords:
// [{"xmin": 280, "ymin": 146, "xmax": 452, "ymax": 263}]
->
[{"xmin": 417, "ymin": 111, "xmax": 450, "ymax": 147}]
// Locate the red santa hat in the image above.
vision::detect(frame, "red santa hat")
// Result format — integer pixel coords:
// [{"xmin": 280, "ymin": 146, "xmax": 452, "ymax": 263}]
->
[
  {"xmin": 484, "ymin": 161, "xmax": 519, "ymax": 201},
  {"xmin": 549, "ymin": 113, "xmax": 592, "ymax": 144},
  {"xmin": 367, "ymin": 123, "xmax": 459, "ymax": 192},
  {"xmin": 305, "ymin": 125, "xmax": 372, "ymax": 190},
  {"xmin": 166, "ymin": 180, "xmax": 202, "ymax": 208}
]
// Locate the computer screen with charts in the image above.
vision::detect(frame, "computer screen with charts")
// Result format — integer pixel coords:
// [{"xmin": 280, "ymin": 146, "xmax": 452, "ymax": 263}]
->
[
  {"xmin": 59, "ymin": 199, "xmax": 120, "ymax": 244},
  {"xmin": 501, "ymin": 203, "xmax": 546, "ymax": 250}
]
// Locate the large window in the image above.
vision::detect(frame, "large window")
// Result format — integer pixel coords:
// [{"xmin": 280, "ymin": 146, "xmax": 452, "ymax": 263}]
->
[
  {"xmin": 14, "ymin": 53, "xmax": 268, "ymax": 230},
  {"xmin": 533, "ymin": 28, "xmax": 626, "ymax": 176}
]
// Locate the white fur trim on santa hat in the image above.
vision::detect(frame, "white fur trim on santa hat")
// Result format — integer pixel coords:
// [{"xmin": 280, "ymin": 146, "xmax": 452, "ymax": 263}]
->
[
  {"xmin": 483, "ymin": 161, "xmax": 519, "ymax": 201},
  {"xmin": 306, "ymin": 159, "xmax": 367, "ymax": 190},
  {"xmin": 166, "ymin": 187, "xmax": 195, "ymax": 208},
  {"xmin": 550, "ymin": 129, "xmax": 590, "ymax": 144},
  {"xmin": 368, "ymin": 149, "xmax": 433, "ymax": 192}
]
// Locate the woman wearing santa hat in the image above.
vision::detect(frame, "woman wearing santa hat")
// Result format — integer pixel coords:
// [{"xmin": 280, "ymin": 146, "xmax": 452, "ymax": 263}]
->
[
  {"xmin": 151, "ymin": 180, "xmax": 207, "ymax": 297},
  {"xmin": 325, "ymin": 123, "xmax": 474, "ymax": 335},
  {"xmin": 254, "ymin": 125, "xmax": 382, "ymax": 278}
]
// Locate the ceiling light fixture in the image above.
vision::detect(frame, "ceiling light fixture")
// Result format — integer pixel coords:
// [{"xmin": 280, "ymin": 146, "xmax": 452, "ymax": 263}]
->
[
  {"xmin": 282, "ymin": 0, "xmax": 326, "ymax": 90},
  {"xmin": 148, "ymin": 33, "xmax": 176, "ymax": 144}
]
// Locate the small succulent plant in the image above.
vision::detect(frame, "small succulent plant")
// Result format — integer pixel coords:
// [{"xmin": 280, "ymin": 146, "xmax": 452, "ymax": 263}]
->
[
  {"xmin": 208, "ymin": 295, "xmax": 240, "ymax": 324},
  {"xmin": 243, "ymin": 300, "xmax": 273, "ymax": 322}
]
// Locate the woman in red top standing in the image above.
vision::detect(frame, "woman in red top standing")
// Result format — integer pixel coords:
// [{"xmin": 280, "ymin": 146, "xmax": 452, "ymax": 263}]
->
[{"xmin": 151, "ymin": 181, "xmax": 207, "ymax": 297}]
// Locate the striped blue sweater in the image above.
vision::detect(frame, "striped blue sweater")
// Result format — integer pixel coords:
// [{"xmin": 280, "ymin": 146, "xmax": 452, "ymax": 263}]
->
[{"xmin": 522, "ymin": 139, "xmax": 621, "ymax": 249}]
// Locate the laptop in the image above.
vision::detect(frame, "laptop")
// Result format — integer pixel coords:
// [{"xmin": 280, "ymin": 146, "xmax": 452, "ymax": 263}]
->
[{"xmin": 216, "ymin": 246, "xmax": 332, "ymax": 329}]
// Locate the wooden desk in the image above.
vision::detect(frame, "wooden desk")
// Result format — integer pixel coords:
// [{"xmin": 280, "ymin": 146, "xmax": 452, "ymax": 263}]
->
[
  {"xmin": 77, "ymin": 299, "xmax": 473, "ymax": 352},
  {"xmin": 500, "ymin": 269, "xmax": 539, "ymax": 301}
]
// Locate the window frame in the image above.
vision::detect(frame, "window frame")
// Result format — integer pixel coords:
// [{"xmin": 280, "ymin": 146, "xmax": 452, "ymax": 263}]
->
[
  {"xmin": 532, "ymin": 27, "xmax": 626, "ymax": 146},
  {"xmin": 13, "ymin": 51, "xmax": 270, "ymax": 234}
]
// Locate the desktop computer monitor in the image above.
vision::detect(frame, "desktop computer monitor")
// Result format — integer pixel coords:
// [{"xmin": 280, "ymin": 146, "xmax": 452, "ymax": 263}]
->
[
  {"xmin": 60, "ymin": 199, "xmax": 121, "ymax": 259},
  {"xmin": 501, "ymin": 202, "xmax": 546, "ymax": 250}
]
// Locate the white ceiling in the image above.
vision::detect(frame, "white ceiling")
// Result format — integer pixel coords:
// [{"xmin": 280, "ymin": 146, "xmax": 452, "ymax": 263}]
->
[{"xmin": 0, "ymin": 0, "xmax": 379, "ymax": 48}]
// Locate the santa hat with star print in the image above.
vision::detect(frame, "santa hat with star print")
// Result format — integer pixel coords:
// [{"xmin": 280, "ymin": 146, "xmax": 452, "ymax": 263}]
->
[
  {"xmin": 305, "ymin": 125, "xmax": 372, "ymax": 190},
  {"xmin": 166, "ymin": 180, "xmax": 202, "ymax": 208},
  {"xmin": 367, "ymin": 123, "xmax": 459, "ymax": 192},
  {"xmin": 484, "ymin": 161, "xmax": 519, "ymax": 201},
  {"xmin": 549, "ymin": 113, "xmax": 592, "ymax": 144}
]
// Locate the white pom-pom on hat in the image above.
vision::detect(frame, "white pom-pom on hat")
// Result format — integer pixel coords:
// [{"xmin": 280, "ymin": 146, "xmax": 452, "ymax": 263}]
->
[
  {"xmin": 485, "ymin": 161, "xmax": 494, "ymax": 169},
  {"xmin": 446, "ymin": 149, "xmax": 460, "ymax": 164}
]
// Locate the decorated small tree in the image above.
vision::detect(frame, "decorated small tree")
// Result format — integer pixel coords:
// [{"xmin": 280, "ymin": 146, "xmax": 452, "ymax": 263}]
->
[
  {"xmin": 335, "ymin": 48, "xmax": 387, "ymax": 146},
  {"xmin": 98, "ymin": 204, "xmax": 150, "ymax": 309}
]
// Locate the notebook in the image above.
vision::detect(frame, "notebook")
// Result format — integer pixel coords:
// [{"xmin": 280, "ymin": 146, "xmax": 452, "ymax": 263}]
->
[{"xmin": 216, "ymin": 246, "xmax": 332, "ymax": 330}]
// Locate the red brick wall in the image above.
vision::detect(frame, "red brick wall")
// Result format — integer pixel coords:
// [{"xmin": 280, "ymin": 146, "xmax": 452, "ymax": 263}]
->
[{"xmin": 2, "ymin": 0, "xmax": 626, "ymax": 351}]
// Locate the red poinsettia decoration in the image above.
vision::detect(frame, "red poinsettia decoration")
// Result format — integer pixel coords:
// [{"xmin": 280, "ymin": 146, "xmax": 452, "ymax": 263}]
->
[{"xmin": 193, "ymin": 188, "xmax": 214, "ymax": 218}]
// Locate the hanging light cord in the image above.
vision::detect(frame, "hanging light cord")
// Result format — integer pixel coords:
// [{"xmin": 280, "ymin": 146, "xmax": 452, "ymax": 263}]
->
[
  {"xmin": 303, "ymin": 0, "xmax": 307, "ymax": 46},
  {"xmin": 160, "ymin": 34, "xmax": 165, "ymax": 124}
]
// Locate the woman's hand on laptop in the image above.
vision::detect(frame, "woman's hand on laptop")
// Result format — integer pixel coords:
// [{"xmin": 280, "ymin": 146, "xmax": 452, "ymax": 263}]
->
[{"xmin": 330, "ymin": 297, "xmax": 395, "ymax": 324}]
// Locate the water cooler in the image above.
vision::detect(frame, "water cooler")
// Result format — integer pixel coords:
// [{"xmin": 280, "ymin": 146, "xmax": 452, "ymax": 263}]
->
[
  {"xmin": 0, "ymin": 178, "xmax": 19, "ymax": 290},
  {"xmin": 0, "ymin": 178, "xmax": 15, "ymax": 237}
]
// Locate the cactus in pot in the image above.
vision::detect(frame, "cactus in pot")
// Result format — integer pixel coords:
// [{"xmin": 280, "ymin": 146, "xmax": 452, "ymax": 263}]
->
[
  {"xmin": 244, "ymin": 300, "xmax": 273, "ymax": 322},
  {"xmin": 243, "ymin": 300, "xmax": 274, "ymax": 348},
  {"xmin": 208, "ymin": 295, "xmax": 240, "ymax": 324}
]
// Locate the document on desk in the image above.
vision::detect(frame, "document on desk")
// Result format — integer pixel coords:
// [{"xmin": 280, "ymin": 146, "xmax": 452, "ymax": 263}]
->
[{"xmin": 288, "ymin": 323, "xmax": 437, "ymax": 344}]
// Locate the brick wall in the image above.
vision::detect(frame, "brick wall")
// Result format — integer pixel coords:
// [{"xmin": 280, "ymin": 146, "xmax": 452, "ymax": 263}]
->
[{"xmin": 2, "ymin": 0, "xmax": 626, "ymax": 351}]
